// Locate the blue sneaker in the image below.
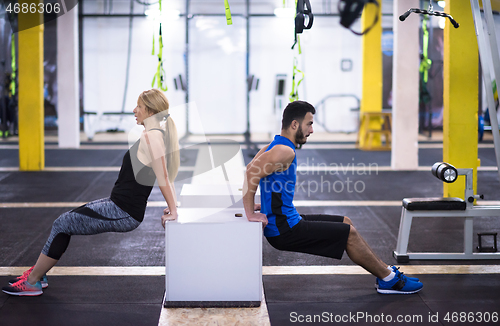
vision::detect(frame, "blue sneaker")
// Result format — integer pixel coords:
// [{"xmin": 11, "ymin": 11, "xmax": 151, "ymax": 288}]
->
[
  {"xmin": 391, "ymin": 266, "xmax": 419, "ymax": 281},
  {"xmin": 2, "ymin": 280, "xmax": 43, "ymax": 296},
  {"xmin": 375, "ymin": 266, "xmax": 419, "ymax": 288},
  {"xmin": 377, "ymin": 272, "xmax": 423, "ymax": 294}
]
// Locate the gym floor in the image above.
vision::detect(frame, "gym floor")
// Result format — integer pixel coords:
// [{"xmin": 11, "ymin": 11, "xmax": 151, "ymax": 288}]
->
[{"xmin": 0, "ymin": 132, "xmax": 499, "ymax": 326}]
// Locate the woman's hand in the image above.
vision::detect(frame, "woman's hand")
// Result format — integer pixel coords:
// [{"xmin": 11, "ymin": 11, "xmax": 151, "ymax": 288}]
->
[{"xmin": 161, "ymin": 209, "xmax": 178, "ymax": 228}]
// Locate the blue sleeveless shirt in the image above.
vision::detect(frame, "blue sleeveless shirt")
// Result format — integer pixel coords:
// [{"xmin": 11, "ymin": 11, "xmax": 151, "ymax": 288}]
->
[{"xmin": 260, "ymin": 135, "xmax": 302, "ymax": 237}]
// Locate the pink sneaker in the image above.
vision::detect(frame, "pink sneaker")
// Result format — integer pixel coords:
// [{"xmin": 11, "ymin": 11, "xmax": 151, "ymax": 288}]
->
[
  {"xmin": 9, "ymin": 266, "xmax": 48, "ymax": 289},
  {"xmin": 2, "ymin": 279, "xmax": 43, "ymax": 296}
]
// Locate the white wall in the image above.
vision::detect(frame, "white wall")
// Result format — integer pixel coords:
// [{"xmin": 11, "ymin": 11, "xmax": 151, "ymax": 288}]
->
[
  {"xmin": 249, "ymin": 16, "xmax": 364, "ymax": 134},
  {"xmin": 83, "ymin": 14, "xmax": 187, "ymax": 136},
  {"xmin": 188, "ymin": 16, "xmax": 247, "ymax": 134},
  {"xmin": 83, "ymin": 18, "xmax": 158, "ymax": 115}
]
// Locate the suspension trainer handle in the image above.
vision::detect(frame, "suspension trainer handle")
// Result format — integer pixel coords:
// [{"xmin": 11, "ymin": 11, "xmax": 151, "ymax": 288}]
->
[
  {"xmin": 399, "ymin": 8, "xmax": 414, "ymax": 21},
  {"xmin": 399, "ymin": 8, "xmax": 459, "ymax": 28}
]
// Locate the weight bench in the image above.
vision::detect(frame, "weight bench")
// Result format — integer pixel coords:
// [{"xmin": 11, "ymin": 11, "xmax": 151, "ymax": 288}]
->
[
  {"xmin": 83, "ymin": 111, "xmax": 135, "ymax": 140},
  {"xmin": 163, "ymin": 207, "xmax": 262, "ymax": 308},
  {"xmin": 393, "ymin": 162, "xmax": 500, "ymax": 263}
]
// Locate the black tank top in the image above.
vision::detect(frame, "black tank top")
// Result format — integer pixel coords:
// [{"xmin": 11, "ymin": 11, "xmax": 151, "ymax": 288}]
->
[{"xmin": 110, "ymin": 130, "xmax": 163, "ymax": 222}]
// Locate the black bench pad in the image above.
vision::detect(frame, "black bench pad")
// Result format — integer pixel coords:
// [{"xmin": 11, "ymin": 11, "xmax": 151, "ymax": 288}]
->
[{"xmin": 403, "ymin": 197, "xmax": 466, "ymax": 211}]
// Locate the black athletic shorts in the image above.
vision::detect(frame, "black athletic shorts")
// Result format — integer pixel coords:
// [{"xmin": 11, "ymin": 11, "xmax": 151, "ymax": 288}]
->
[{"xmin": 266, "ymin": 214, "xmax": 351, "ymax": 260}]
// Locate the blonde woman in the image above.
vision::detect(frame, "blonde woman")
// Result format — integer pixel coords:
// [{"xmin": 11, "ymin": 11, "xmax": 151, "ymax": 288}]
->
[{"xmin": 3, "ymin": 89, "xmax": 180, "ymax": 296}]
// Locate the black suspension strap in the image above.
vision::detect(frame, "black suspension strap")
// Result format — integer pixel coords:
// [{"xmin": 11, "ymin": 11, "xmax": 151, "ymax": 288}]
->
[
  {"xmin": 292, "ymin": 0, "xmax": 314, "ymax": 50},
  {"xmin": 338, "ymin": 0, "xmax": 380, "ymax": 36}
]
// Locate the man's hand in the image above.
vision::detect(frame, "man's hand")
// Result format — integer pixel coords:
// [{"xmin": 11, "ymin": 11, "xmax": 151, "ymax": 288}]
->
[
  {"xmin": 247, "ymin": 211, "xmax": 268, "ymax": 228},
  {"xmin": 161, "ymin": 209, "xmax": 178, "ymax": 228}
]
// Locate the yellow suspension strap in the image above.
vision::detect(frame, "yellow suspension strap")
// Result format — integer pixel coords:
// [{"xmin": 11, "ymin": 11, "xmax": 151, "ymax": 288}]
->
[
  {"xmin": 151, "ymin": 0, "xmax": 168, "ymax": 91},
  {"xmin": 419, "ymin": 16, "xmax": 432, "ymax": 83},
  {"xmin": 493, "ymin": 81, "xmax": 498, "ymax": 104},
  {"xmin": 224, "ymin": 0, "xmax": 232, "ymax": 25},
  {"xmin": 152, "ymin": 29, "xmax": 155, "ymax": 56},
  {"xmin": 289, "ymin": 46, "xmax": 304, "ymax": 102},
  {"xmin": 10, "ymin": 34, "xmax": 16, "ymax": 97},
  {"xmin": 419, "ymin": 16, "xmax": 432, "ymax": 107}
]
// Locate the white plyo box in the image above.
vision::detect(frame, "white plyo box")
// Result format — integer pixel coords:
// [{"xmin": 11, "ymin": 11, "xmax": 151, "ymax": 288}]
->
[
  {"xmin": 180, "ymin": 184, "xmax": 260, "ymax": 208},
  {"xmin": 164, "ymin": 208, "xmax": 262, "ymax": 307}
]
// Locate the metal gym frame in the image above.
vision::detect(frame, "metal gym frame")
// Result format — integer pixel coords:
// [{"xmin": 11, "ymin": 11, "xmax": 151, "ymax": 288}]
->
[{"xmin": 393, "ymin": 0, "xmax": 500, "ymax": 262}]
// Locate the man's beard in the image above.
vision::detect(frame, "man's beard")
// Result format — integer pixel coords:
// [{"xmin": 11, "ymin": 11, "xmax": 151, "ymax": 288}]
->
[{"xmin": 295, "ymin": 126, "xmax": 307, "ymax": 145}]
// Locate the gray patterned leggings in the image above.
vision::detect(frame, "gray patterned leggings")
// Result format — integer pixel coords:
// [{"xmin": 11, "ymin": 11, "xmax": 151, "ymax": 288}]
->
[{"xmin": 42, "ymin": 198, "xmax": 141, "ymax": 260}]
